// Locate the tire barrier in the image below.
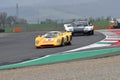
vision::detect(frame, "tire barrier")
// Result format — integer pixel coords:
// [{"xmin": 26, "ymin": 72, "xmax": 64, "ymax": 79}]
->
[
  {"xmin": 93, "ymin": 26, "xmax": 99, "ymax": 30},
  {"xmin": 106, "ymin": 26, "xmax": 113, "ymax": 29},
  {"xmin": 0, "ymin": 29, "xmax": 5, "ymax": 32},
  {"xmin": 13, "ymin": 28, "xmax": 22, "ymax": 33}
]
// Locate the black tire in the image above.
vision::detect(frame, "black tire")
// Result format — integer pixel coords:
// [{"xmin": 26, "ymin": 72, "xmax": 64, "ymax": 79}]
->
[
  {"xmin": 0, "ymin": 29, "xmax": 5, "ymax": 32},
  {"xmin": 67, "ymin": 41, "xmax": 71, "ymax": 45},
  {"xmin": 61, "ymin": 38, "xmax": 65, "ymax": 46},
  {"xmin": 66, "ymin": 36, "xmax": 69, "ymax": 42},
  {"xmin": 66, "ymin": 36, "xmax": 72, "ymax": 45},
  {"xmin": 70, "ymin": 35, "xmax": 72, "ymax": 40},
  {"xmin": 87, "ymin": 31, "xmax": 91, "ymax": 35},
  {"xmin": 36, "ymin": 47, "xmax": 40, "ymax": 49},
  {"xmin": 72, "ymin": 32, "xmax": 74, "ymax": 36},
  {"xmin": 87, "ymin": 30, "xmax": 94, "ymax": 35},
  {"xmin": 91, "ymin": 30, "xmax": 94, "ymax": 35}
]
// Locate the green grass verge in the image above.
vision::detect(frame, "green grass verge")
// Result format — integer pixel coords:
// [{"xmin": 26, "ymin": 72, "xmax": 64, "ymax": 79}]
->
[
  {"xmin": 92, "ymin": 20, "xmax": 110, "ymax": 29},
  {"xmin": 4, "ymin": 20, "xmax": 110, "ymax": 33},
  {"xmin": 0, "ymin": 47, "xmax": 120, "ymax": 70},
  {"xmin": 4, "ymin": 23, "xmax": 64, "ymax": 32}
]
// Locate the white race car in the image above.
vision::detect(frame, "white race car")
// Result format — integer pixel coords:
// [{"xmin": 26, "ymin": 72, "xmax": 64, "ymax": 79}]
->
[{"xmin": 64, "ymin": 21, "xmax": 94, "ymax": 35}]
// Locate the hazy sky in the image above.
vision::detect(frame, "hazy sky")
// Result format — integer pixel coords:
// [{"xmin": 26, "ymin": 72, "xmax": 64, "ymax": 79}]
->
[
  {"xmin": 0, "ymin": 0, "xmax": 99, "ymax": 8},
  {"xmin": 0, "ymin": 0, "xmax": 120, "ymax": 23}
]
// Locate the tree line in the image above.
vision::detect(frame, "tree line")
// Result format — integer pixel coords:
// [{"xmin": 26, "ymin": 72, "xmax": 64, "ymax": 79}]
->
[{"xmin": 0, "ymin": 12, "xmax": 27, "ymax": 28}]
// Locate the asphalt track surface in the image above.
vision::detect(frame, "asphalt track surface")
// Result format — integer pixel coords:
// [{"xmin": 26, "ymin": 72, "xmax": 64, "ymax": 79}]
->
[{"xmin": 0, "ymin": 31, "xmax": 105, "ymax": 66}]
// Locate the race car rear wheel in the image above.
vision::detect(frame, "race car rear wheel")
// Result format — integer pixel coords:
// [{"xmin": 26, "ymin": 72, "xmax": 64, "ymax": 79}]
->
[
  {"xmin": 67, "ymin": 41, "xmax": 71, "ymax": 45},
  {"xmin": 72, "ymin": 32, "xmax": 74, "ymax": 36},
  {"xmin": 66, "ymin": 36, "xmax": 71, "ymax": 45}
]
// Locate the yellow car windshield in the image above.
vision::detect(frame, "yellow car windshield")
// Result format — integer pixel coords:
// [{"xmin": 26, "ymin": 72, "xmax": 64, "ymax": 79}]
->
[{"xmin": 42, "ymin": 33, "xmax": 58, "ymax": 38}]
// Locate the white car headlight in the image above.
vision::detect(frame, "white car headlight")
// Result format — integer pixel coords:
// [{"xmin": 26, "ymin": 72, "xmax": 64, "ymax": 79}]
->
[
  {"xmin": 84, "ymin": 28, "xmax": 91, "ymax": 31},
  {"xmin": 69, "ymin": 28, "xmax": 73, "ymax": 31}
]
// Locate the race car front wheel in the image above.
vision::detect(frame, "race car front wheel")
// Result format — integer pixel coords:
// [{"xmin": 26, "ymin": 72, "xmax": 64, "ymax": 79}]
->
[{"xmin": 61, "ymin": 38, "xmax": 65, "ymax": 46}]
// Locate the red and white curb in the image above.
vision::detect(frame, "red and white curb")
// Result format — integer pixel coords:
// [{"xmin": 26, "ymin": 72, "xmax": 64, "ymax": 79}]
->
[
  {"xmin": 64, "ymin": 29, "xmax": 120, "ymax": 53},
  {"xmin": 101, "ymin": 30, "xmax": 120, "ymax": 46}
]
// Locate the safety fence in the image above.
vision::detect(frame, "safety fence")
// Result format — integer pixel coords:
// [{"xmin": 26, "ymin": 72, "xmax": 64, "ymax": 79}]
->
[{"xmin": 3, "ymin": 24, "xmax": 117, "ymax": 33}]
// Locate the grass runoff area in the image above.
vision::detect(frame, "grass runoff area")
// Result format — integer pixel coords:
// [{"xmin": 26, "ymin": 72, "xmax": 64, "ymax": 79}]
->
[
  {"xmin": 92, "ymin": 19, "xmax": 110, "ymax": 29},
  {"xmin": 4, "ymin": 20, "xmax": 110, "ymax": 33},
  {"xmin": 4, "ymin": 23, "xmax": 64, "ymax": 32}
]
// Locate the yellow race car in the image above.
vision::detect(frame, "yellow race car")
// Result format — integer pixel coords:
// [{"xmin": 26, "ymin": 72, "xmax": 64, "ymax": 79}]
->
[{"xmin": 35, "ymin": 31, "xmax": 72, "ymax": 48}]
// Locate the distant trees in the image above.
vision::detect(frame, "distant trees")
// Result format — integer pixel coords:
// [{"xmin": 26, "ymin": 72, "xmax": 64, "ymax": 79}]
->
[
  {"xmin": 0, "ymin": 12, "xmax": 27, "ymax": 28},
  {"xmin": 41, "ymin": 19, "xmax": 57, "ymax": 24},
  {"xmin": 0, "ymin": 12, "xmax": 7, "ymax": 28},
  {"xmin": 7, "ymin": 16, "xmax": 16, "ymax": 27}
]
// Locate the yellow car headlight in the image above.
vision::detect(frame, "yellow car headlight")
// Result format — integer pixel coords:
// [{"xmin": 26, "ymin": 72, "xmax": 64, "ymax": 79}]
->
[
  {"xmin": 57, "ymin": 39, "xmax": 61, "ymax": 43},
  {"xmin": 35, "ymin": 40, "xmax": 39, "ymax": 44}
]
